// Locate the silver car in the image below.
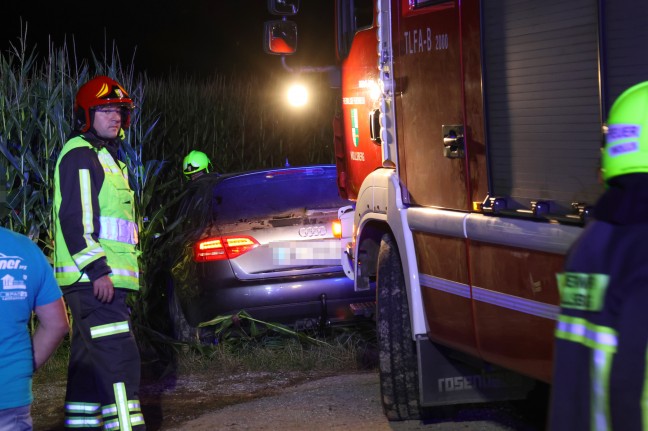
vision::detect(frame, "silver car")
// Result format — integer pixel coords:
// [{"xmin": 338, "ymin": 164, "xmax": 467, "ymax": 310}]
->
[{"xmin": 163, "ymin": 165, "xmax": 375, "ymax": 340}]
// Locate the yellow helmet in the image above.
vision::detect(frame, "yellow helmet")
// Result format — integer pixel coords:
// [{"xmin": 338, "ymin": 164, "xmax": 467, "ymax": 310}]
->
[
  {"xmin": 602, "ymin": 81, "xmax": 648, "ymax": 182},
  {"xmin": 183, "ymin": 151, "xmax": 212, "ymax": 178}
]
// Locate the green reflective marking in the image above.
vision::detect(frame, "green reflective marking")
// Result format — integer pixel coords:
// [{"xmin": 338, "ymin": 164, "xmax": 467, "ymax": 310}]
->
[{"xmin": 556, "ymin": 272, "xmax": 610, "ymax": 312}]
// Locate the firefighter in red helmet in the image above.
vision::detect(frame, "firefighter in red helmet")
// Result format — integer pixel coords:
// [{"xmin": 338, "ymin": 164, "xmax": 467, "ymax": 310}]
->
[{"xmin": 53, "ymin": 75, "xmax": 145, "ymax": 429}]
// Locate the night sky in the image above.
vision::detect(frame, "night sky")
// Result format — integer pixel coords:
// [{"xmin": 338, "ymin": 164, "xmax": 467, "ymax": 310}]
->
[{"xmin": 1, "ymin": 1, "xmax": 336, "ymax": 78}]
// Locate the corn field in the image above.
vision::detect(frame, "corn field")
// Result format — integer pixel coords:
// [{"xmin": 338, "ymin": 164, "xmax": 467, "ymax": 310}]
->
[
  {"xmin": 0, "ymin": 35, "xmax": 337, "ymax": 333},
  {"xmin": 0, "ymin": 35, "xmax": 335, "ymax": 248}
]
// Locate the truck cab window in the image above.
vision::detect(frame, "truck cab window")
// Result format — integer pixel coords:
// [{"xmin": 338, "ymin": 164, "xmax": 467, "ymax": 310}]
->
[{"xmin": 337, "ymin": 0, "xmax": 374, "ymax": 60}]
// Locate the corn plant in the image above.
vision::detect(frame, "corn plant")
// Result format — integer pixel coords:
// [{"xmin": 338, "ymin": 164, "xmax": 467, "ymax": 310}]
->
[{"xmin": 0, "ymin": 32, "xmax": 78, "ymax": 247}]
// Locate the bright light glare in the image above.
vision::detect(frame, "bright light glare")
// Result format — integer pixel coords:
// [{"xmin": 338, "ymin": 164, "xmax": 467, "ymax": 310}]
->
[
  {"xmin": 287, "ymin": 83, "xmax": 308, "ymax": 107},
  {"xmin": 369, "ymin": 80, "xmax": 381, "ymax": 102}
]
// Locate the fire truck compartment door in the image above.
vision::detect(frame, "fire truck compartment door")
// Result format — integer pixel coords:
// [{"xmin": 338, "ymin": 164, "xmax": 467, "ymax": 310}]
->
[{"xmin": 395, "ymin": 2, "xmax": 470, "ymax": 211}]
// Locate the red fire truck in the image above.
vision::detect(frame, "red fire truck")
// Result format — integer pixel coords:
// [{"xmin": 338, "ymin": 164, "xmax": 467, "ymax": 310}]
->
[{"xmin": 265, "ymin": 0, "xmax": 648, "ymax": 420}]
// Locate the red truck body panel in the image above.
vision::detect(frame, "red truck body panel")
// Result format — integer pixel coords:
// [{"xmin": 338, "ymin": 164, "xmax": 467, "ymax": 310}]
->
[
  {"xmin": 336, "ymin": 27, "xmax": 383, "ymax": 200},
  {"xmin": 264, "ymin": 0, "xmax": 648, "ymax": 413},
  {"xmin": 330, "ymin": 0, "xmax": 648, "ymax": 385}
]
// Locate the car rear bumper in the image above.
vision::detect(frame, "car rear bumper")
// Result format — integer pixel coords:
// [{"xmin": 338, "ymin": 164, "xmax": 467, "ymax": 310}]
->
[{"xmin": 182, "ymin": 273, "xmax": 375, "ymax": 327}]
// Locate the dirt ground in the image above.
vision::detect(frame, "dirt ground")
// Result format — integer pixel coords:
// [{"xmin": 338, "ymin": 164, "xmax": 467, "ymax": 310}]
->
[
  {"xmin": 30, "ymin": 339, "xmax": 545, "ymax": 430},
  {"xmin": 32, "ymin": 369, "xmax": 545, "ymax": 431},
  {"xmin": 161, "ymin": 372, "xmax": 543, "ymax": 431},
  {"xmin": 32, "ymin": 366, "xmax": 342, "ymax": 431}
]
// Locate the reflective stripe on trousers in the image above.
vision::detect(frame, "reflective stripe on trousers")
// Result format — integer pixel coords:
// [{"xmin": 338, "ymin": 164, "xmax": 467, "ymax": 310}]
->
[
  {"xmin": 90, "ymin": 321, "xmax": 130, "ymax": 339},
  {"xmin": 64, "ymin": 402, "xmax": 102, "ymax": 428},
  {"xmin": 555, "ymin": 314, "xmax": 617, "ymax": 431},
  {"xmin": 101, "ymin": 383, "xmax": 144, "ymax": 431}
]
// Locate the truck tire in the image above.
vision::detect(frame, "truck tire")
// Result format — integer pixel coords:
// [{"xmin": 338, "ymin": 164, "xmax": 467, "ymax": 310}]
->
[{"xmin": 376, "ymin": 233, "xmax": 426, "ymax": 420}]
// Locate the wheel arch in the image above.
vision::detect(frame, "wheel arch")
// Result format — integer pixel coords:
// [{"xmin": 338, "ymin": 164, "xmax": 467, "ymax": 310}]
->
[
  {"xmin": 353, "ymin": 168, "xmax": 428, "ymax": 339},
  {"xmin": 355, "ymin": 219, "xmax": 389, "ymax": 291}
]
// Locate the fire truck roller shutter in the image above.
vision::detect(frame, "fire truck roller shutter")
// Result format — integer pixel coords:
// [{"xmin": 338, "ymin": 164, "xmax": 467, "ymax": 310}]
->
[
  {"xmin": 602, "ymin": 0, "xmax": 648, "ymax": 112},
  {"xmin": 482, "ymin": 0, "xmax": 602, "ymax": 215}
]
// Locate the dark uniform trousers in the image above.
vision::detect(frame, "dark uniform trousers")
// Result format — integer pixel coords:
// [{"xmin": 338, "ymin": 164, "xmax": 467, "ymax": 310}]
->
[
  {"xmin": 549, "ymin": 221, "xmax": 648, "ymax": 431},
  {"xmin": 63, "ymin": 288, "xmax": 145, "ymax": 430}
]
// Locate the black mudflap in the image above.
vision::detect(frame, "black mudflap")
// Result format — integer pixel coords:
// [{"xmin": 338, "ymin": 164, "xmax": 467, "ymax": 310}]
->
[{"xmin": 417, "ymin": 338, "xmax": 537, "ymax": 406}]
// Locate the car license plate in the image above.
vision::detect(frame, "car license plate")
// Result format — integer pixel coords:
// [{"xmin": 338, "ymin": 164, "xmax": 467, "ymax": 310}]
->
[{"xmin": 271, "ymin": 241, "xmax": 340, "ymax": 265}]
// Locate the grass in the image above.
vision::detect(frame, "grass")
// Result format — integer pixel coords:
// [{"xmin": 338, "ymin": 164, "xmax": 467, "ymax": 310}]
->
[
  {"xmin": 33, "ymin": 338, "xmax": 70, "ymax": 384},
  {"xmin": 168, "ymin": 310, "xmax": 378, "ymax": 375},
  {"xmin": 174, "ymin": 334, "xmax": 374, "ymax": 376},
  {"xmin": 34, "ymin": 318, "xmax": 377, "ymax": 388}
]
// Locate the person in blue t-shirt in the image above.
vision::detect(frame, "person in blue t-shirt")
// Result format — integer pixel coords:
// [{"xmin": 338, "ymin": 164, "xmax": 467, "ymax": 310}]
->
[{"xmin": 0, "ymin": 226, "xmax": 69, "ymax": 430}]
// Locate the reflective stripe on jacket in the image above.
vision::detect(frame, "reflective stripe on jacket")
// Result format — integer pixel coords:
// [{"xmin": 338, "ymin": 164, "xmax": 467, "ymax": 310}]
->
[{"xmin": 53, "ymin": 136, "xmax": 139, "ymax": 290}]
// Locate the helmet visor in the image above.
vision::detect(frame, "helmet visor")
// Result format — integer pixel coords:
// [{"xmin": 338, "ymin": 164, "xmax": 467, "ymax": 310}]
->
[{"xmin": 184, "ymin": 163, "xmax": 201, "ymax": 174}]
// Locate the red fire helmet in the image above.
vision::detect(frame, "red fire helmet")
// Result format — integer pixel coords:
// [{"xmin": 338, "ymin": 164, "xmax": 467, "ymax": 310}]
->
[{"xmin": 74, "ymin": 75, "xmax": 134, "ymax": 132}]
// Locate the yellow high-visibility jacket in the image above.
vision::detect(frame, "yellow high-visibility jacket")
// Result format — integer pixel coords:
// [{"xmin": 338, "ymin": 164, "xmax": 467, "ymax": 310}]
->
[{"xmin": 53, "ymin": 135, "xmax": 139, "ymax": 290}]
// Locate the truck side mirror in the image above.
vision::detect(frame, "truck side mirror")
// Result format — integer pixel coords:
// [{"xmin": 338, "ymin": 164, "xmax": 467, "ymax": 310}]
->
[
  {"xmin": 264, "ymin": 20, "xmax": 298, "ymax": 55},
  {"xmin": 267, "ymin": 0, "xmax": 300, "ymax": 16}
]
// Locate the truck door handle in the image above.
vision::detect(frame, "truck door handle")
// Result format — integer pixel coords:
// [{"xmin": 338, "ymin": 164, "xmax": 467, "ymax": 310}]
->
[
  {"xmin": 369, "ymin": 109, "xmax": 381, "ymax": 143},
  {"xmin": 442, "ymin": 125, "xmax": 465, "ymax": 159}
]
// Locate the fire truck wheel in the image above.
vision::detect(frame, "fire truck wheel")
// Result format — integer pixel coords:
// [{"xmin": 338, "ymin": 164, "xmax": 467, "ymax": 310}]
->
[{"xmin": 376, "ymin": 233, "xmax": 427, "ymax": 420}]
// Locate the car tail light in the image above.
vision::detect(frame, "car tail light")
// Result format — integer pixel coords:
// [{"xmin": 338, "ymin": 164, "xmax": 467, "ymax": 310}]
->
[
  {"xmin": 332, "ymin": 220, "xmax": 342, "ymax": 238},
  {"xmin": 194, "ymin": 236, "xmax": 259, "ymax": 262}
]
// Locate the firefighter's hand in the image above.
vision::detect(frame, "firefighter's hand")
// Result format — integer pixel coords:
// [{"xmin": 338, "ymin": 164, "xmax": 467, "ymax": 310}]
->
[{"xmin": 93, "ymin": 275, "xmax": 115, "ymax": 303}]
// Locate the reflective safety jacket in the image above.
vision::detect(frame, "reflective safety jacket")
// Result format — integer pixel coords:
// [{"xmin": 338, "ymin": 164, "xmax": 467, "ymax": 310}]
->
[{"xmin": 53, "ymin": 135, "xmax": 139, "ymax": 290}]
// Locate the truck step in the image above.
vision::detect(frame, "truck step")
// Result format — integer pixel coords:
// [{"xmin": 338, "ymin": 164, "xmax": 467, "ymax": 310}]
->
[{"xmin": 349, "ymin": 301, "xmax": 376, "ymax": 317}]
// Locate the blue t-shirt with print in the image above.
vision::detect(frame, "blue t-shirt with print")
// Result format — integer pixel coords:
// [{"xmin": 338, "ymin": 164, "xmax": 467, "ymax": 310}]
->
[{"xmin": 0, "ymin": 227, "xmax": 63, "ymax": 409}]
